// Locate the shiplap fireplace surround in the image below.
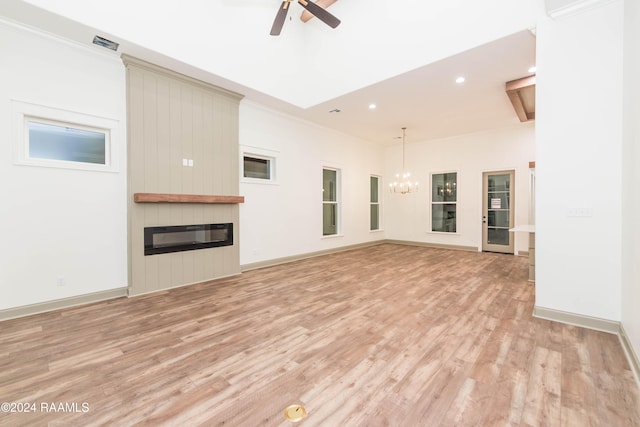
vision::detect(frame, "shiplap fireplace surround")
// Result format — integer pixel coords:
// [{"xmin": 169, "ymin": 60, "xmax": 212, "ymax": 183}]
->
[{"xmin": 123, "ymin": 56, "xmax": 244, "ymax": 296}]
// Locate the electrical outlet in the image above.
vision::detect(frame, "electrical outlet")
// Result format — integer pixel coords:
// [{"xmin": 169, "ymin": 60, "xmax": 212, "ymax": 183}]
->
[{"xmin": 57, "ymin": 276, "xmax": 66, "ymax": 286}]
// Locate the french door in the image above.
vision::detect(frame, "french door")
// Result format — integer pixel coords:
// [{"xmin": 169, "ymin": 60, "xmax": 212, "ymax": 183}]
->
[{"xmin": 482, "ymin": 170, "xmax": 515, "ymax": 254}]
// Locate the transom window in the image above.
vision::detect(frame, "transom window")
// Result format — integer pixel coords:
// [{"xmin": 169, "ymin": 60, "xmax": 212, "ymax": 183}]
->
[
  {"xmin": 12, "ymin": 100, "xmax": 118, "ymax": 172},
  {"xmin": 27, "ymin": 120, "xmax": 107, "ymax": 165},
  {"xmin": 243, "ymin": 155, "xmax": 272, "ymax": 180}
]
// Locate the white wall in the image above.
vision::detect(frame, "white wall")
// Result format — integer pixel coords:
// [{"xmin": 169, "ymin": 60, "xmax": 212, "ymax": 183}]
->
[
  {"xmin": 0, "ymin": 20, "xmax": 127, "ymax": 310},
  {"xmin": 238, "ymin": 101, "xmax": 386, "ymax": 266},
  {"xmin": 383, "ymin": 123, "xmax": 535, "ymax": 253},
  {"xmin": 622, "ymin": 0, "xmax": 640, "ymax": 363},
  {"xmin": 535, "ymin": 1, "xmax": 624, "ymax": 320}
]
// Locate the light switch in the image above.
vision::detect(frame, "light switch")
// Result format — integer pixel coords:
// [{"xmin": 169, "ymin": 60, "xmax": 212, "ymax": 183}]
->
[
  {"xmin": 182, "ymin": 158, "xmax": 188, "ymax": 166},
  {"xmin": 188, "ymin": 159, "xmax": 194, "ymax": 167}
]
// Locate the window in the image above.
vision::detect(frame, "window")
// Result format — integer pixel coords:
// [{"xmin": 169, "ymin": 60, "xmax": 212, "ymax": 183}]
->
[
  {"xmin": 322, "ymin": 168, "xmax": 340, "ymax": 236},
  {"xmin": 12, "ymin": 100, "xmax": 118, "ymax": 172},
  {"xmin": 370, "ymin": 175, "xmax": 381, "ymax": 231},
  {"xmin": 27, "ymin": 120, "xmax": 107, "ymax": 165},
  {"xmin": 243, "ymin": 155, "xmax": 272, "ymax": 180},
  {"xmin": 431, "ymin": 172, "xmax": 457, "ymax": 233},
  {"xmin": 240, "ymin": 146, "xmax": 277, "ymax": 184}
]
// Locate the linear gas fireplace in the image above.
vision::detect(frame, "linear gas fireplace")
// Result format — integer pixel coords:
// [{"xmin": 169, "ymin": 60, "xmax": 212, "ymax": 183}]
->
[{"xmin": 144, "ymin": 223, "xmax": 233, "ymax": 256}]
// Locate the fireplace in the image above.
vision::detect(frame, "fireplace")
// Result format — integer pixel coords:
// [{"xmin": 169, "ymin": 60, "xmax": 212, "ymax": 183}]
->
[{"xmin": 144, "ymin": 223, "xmax": 233, "ymax": 255}]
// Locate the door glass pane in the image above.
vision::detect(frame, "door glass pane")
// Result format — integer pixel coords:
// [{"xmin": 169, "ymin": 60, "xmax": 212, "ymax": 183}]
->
[
  {"xmin": 370, "ymin": 204, "xmax": 379, "ymax": 230},
  {"xmin": 323, "ymin": 169, "xmax": 337, "ymax": 202},
  {"xmin": 323, "ymin": 203, "xmax": 337, "ymax": 235},
  {"xmin": 487, "ymin": 192, "xmax": 510, "ymax": 209},
  {"xmin": 488, "ymin": 174, "xmax": 510, "ymax": 191},
  {"xmin": 432, "ymin": 204, "xmax": 456, "ymax": 232},
  {"xmin": 488, "ymin": 210, "xmax": 510, "ymax": 227},
  {"xmin": 488, "ymin": 228, "xmax": 509, "ymax": 245}
]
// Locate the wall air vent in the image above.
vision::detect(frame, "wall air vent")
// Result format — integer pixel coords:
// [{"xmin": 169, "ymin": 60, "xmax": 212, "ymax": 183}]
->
[{"xmin": 92, "ymin": 35, "xmax": 119, "ymax": 51}]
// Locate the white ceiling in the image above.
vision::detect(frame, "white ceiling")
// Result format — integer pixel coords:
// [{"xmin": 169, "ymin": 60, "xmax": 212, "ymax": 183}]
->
[{"xmin": 1, "ymin": 0, "xmax": 539, "ymax": 145}]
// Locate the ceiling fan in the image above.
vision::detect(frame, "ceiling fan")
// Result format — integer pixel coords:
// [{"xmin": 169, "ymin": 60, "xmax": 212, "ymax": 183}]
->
[{"xmin": 270, "ymin": 0, "xmax": 341, "ymax": 36}]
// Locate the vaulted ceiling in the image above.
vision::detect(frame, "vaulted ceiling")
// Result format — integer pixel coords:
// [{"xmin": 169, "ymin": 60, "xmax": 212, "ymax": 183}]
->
[{"xmin": 1, "ymin": 0, "xmax": 540, "ymax": 144}]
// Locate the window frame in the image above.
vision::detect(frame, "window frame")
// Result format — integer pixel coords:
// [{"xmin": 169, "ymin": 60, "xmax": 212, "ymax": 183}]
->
[
  {"xmin": 370, "ymin": 174, "xmax": 382, "ymax": 231},
  {"xmin": 12, "ymin": 100, "xmax": 118, "ymax": 173},
  {"xmin": 240, "ymin": 146, "xmax": 278, "ymax": 185},
  {"xmin": 322, "ymin": 167, "xmax": 341, "ymax": 237},
  {"xmin": 430, "ymin": 171, "xmax": 458, "ymax": 233}
]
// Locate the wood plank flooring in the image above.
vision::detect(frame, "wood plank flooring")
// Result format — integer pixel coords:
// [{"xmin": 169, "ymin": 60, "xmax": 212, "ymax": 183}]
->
[{"xmin": 1, "ymin": 243, "xmax": 639, "ymax": 426}]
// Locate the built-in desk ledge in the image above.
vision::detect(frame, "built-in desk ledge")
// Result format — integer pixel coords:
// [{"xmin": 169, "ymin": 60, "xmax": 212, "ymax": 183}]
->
[{"xmin": 134, "ymin": 193, "xmax": 244, "ymax": 204}]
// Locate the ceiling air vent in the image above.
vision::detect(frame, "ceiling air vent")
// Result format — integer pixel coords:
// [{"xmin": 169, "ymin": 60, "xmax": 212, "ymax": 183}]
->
[{"xmin": 92, "ymin": 35, "xmax": 119, "ymax": 51}]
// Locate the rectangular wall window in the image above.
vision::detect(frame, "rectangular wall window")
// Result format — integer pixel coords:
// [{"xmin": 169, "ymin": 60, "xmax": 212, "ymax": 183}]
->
[
  {"xmin": 243, "ymin": 154, "xmax": 274, "ymax": 181},
  {"xmin": 431, "ymin": 172, "xmax": 457, "ymax": 232},
  {"xmin": 28, "ymin": 120, "xmax": 107, "ymax": 165},
  {"xmin": 323, "ymin": 168, "xmax": 340, "ymax": 236},
  {"xmin": 12, "ymin": 100, "xmax": 118, "ymax": 172},
  {"xmin": 370, "ymin": 175, "xmax": 381, "ymax": 231}
]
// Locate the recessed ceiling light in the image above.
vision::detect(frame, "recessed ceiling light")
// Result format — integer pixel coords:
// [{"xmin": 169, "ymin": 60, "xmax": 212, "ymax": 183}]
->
[
  {"xmin": 455, "ymin": 76, "xmax": 465, "ymax": 84},
  {"xmin": 528, "ymin": 66, "xmax": 537, "ymax": 73},
  {"xmin": 369, "ymin": 103, "xmax": 377, "ymax": 110}
]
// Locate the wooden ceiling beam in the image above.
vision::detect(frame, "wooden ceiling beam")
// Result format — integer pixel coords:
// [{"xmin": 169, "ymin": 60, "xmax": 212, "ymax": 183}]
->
[{"xmin": 506, "ymin": 75, "xmax": 536, "ymax": 123}]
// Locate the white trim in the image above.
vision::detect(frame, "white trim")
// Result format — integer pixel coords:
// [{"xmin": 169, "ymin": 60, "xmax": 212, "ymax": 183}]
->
[
  {"xmin": 0, "ymin": 288, "xmax": 127, "ymax": 322},
  {"xmin": 534, "ymin": 305, "xmax": 640, "ymax": 389},
  {"xmin": 545, "ymin": 0, "xmax": 615, "ymax": 19},
  {"xmin": 12, "ymin": 99, "xmax": 119, "ymax": 173},
  {"xmin": 533, "ymin": 305, "xmax": 620, "ymax": 334},
  {"xmin": 240, "ymin": 145, "xmax": 279, "ymax": 184},
  {"xmin": 619, "ymin": 324, "xmax": 640, "ymax": 388},
  {"xmin": 0, "ymin": 16, "xmax": 121, "ymax": 61}
]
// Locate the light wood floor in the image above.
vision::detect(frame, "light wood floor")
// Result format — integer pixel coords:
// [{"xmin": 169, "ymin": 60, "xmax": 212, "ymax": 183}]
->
[{"xmin": 1, "ymin": 244, "xmax": 639, "ymax": 426}]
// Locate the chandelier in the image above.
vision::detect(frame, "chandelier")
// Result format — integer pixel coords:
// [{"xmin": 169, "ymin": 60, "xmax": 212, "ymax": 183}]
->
[{"xmin": 389, "ymin": 127, "xmax": 419, "ymax": 194}]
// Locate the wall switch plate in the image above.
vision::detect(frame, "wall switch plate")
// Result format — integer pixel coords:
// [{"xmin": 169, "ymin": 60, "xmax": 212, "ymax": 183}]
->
[{"xmin": 567, "ymin": 207, "xmax": 593, "ymax": 217}]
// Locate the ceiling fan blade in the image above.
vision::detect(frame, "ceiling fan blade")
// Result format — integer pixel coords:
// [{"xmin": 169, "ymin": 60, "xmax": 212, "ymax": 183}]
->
[
  {"xmin": 297, "ymin": 0, "xmax": 341, "ymax": 29},
  {"xmin": 301, "ymin": 0, "xmax": 336, "ymax": 23},
  {"xmin": 270, "ymin": 1, "xmax": 291, "ymax": 36}
]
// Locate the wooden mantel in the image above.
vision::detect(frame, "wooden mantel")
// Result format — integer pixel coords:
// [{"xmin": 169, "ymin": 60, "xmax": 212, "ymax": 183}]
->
[{"xmin": 134, "ymin": 193, "xmax": 245, "ymax": 204}]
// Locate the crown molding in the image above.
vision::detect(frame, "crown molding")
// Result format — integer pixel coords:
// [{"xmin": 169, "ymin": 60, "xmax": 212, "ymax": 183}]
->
[{"xmin": 545, "ymin": 0, "xmax": 615, "ymax": 19}]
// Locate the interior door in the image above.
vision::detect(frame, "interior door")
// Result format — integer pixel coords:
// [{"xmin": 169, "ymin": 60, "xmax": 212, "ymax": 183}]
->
[{"xmin": 482, "ymin": 170, "xmax": 515, "ymax": 254}]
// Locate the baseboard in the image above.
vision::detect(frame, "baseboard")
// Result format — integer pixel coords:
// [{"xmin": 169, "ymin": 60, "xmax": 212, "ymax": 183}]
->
[
  {"xmin": 619, "ymin": 324, "xmax": 640, "ymax": 388},
  {"xmin": 241, "ymin": 239, "xmax": 478, "ymax": 272},
  {"xmin": 384, "ymin": 239, "xmax": 478, "ymax": 252},
  {"xmin": 532, "ymin": 305, "xmax": 620, "ymax": 334},
  {"xmin": 241, "ymin": 241, "xmax": 383, "ymax": 272},
  {"xmin": 533, "ymin": 305, "xmax": 640, "ymax": 387},
  {"xmin": 0, "ymin": 288, "xmax": 128, "ymax": 322}
]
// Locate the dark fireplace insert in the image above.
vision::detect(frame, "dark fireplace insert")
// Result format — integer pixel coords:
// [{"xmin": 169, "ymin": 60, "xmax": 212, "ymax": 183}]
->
[{"xmin": 144, "ymin": 223, "xmax": 233, "ymax": 256}]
